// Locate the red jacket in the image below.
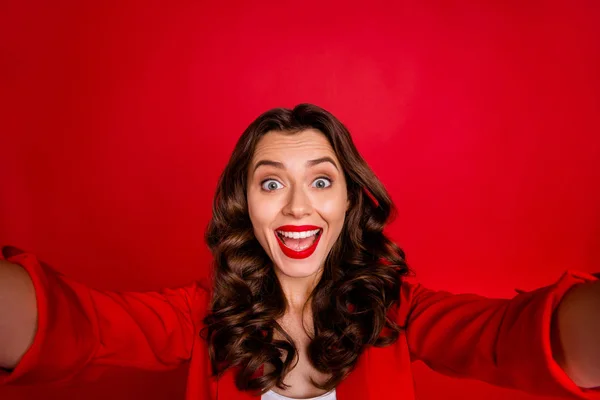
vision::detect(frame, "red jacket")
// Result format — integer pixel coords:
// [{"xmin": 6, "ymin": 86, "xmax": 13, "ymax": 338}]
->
[{"xmin": 1, "ymin": 247, "xmax": 599, "ymax": 399}]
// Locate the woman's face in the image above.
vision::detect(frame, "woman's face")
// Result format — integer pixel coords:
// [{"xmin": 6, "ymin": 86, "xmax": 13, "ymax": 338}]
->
[{"xmin": 247, "ymin": 129, "xmax": 349, "ymax": 280}]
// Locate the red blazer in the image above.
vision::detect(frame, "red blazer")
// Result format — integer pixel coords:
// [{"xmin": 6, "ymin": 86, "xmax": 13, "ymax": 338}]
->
[{"xmin": 1, "ymin": 246, "xmax": 599, "ymax": 400}]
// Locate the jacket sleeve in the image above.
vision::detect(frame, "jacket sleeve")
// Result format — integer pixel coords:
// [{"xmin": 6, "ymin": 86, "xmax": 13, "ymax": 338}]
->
[
  {"xmin": 398, "ymin": 270, "xmax": 600, "ymax": 399},
  {"xmin": 0, "ymin": 245, "xmax": 209, "ymax": 386}
]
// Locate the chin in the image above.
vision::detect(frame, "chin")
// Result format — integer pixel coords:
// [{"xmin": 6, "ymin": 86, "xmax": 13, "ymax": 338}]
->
[{"xmin": 273, "ymin": 258, "xmax": 323, "ymax": 279}]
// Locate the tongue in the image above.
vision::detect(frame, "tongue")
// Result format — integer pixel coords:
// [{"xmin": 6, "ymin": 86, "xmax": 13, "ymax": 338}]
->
[{"xmin": 284, "ymin": 236, "xmax": 314, "ymax": 251}]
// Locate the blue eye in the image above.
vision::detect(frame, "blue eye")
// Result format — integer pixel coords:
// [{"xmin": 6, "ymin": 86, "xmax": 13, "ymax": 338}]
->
[
  {"xmin": 261, "ymin": 179, "xmax": 284, "ymax": 191},
  {"xmin": 312, "ymin": 177, "xmax": 332, "ymax": 189}
]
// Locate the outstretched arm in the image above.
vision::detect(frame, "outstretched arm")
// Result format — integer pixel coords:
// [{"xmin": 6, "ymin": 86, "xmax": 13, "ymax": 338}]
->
[
  {"xmin": 552, "ymin": 279, "xmax": 600, "ymax": 389},
  {"xmin": 0, "ymin": 245, "xmax": 207, "ymax": 385},
  {"xmin": 400, "ymin": 269, "xmax": 600, "ymax": 399}
]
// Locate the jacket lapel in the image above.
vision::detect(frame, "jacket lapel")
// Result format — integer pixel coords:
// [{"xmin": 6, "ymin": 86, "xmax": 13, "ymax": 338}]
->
[{"xmin": 336, "ymin": 346, "xmax": 371, "ymax": 400}]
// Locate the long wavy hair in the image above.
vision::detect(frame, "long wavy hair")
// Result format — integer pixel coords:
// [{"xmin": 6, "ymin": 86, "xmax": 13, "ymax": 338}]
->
[{"xmin": 202, "ymin": 103, "xmax": 412, "ymax": 394}]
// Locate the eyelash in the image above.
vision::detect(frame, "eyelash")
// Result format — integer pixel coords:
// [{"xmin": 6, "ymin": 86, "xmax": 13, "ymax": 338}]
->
[{"xmin": 260, "ymin": 176, "xmax": 333, "ymax": 192}]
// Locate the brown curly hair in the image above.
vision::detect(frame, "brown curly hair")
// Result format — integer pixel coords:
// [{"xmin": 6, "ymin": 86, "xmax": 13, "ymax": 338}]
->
[{"xmin": 202, "ymin": 103, "xmax": 412, "ymax": 394}]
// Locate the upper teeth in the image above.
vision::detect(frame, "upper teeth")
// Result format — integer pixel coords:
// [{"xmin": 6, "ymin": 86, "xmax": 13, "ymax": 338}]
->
[{"xmin": 277, "ymin": 229, "xmax": 320, "ymax": 239}]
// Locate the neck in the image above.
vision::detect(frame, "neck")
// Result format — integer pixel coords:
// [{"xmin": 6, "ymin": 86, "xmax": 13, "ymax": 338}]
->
[{"xmin": 275, "ymin": 268, "xmax": 323, "ymax": 313}]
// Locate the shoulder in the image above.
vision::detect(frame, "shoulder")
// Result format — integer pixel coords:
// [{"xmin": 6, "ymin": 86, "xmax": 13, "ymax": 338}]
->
[
  {"xmin": 386, "ymin": 276, "xmax": 419, "ymax": 328},
  {"xmin": 189, "ymin": 276, "xmax": 212, "ymax": 326}
]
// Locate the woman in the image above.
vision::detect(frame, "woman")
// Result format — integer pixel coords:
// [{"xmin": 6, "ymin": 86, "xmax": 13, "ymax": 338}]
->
[{"xmin": 0, "ymin": 104, "xmax": 599, "ymax": 400}]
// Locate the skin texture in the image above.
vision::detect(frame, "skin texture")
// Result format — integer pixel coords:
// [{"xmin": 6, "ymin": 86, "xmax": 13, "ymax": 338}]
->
[
  {"xmin": 246, "ymin": 129, "xmax": 349, "ymax": 311},
  {"xmin": 551, "ymin": 280, "xmax": 600, "ymax": 389},
  {"xmin": 246, "ymin": 129, "xmax": 350, "ymax": 397},
  {"xmin": 0, "ymin": 259, "xmax": 37, "ymax": 370}
]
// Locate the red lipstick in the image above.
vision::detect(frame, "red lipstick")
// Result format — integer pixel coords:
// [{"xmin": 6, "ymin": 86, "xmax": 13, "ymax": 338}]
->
[{"xmin": 274, "ymin": 225, "xmax": 322, "ymax": 260}]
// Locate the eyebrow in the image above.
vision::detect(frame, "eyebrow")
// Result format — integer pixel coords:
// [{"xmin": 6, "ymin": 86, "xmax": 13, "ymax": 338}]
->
[{"xmin": 253, "ymin": 156, "xmax": 339, "ymax": 173}]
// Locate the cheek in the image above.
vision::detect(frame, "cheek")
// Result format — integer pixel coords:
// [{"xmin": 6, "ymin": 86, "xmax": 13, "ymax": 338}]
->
[
  {"xmin": 319, "ymin": 194, "xmax": 348, "ymax": 229},
  {"xmin": 247, "ymin": 192, "xmax": 278, "ymax": 235}
]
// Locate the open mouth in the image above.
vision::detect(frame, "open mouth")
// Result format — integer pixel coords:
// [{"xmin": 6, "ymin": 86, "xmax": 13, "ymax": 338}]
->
[
  {"xmin": 274, "ymin": 227, "xmax": 323, "ymax": 259},
  {"xmin": 276, "ymin": 228, "xmax": 322, "ymax": 250}
]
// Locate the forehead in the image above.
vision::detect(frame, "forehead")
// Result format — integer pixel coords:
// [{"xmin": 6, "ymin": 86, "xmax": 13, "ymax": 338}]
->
[{"xmin": 252, "ymin": 129, "xmax": 337, "ymax": 162}]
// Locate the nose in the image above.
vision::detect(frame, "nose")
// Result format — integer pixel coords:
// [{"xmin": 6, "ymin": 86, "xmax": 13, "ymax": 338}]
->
[{"xmin": 282, "ymin": 184, "xmax": 313, "ymax": 218}]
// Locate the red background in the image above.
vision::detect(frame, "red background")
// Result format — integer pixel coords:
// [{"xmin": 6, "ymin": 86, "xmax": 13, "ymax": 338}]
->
[{"xmin": 1, "ymin": 1, "xmax": 599, "ymax": 399}]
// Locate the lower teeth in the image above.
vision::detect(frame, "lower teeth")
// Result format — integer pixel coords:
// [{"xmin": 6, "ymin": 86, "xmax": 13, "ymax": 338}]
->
[{"xmin": 279, "ymin": 231, "xmax": 320, "ymax": 251}]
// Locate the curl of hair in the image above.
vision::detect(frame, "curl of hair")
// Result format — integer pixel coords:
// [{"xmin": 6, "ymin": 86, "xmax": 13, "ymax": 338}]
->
[{"xmin": 202, "ymin": 104, "xmax": 413, "ymax": 394}]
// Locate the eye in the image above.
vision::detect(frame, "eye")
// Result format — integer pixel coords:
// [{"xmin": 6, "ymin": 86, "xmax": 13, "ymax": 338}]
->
[
  {"xmin": 312, "ymin": 177, "xmax": 332, "ymax": 189},
  {"xmin": 261, "ymin": 179, "xmax": 284, "ymax": 191}
]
